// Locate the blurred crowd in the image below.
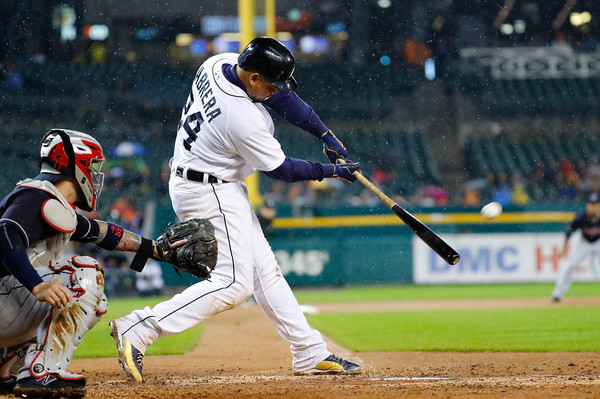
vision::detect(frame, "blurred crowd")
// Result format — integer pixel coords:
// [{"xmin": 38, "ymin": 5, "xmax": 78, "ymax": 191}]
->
[
  {"xmin": 259, "ymin": 153, "xmax": 600, "ymax": 213},
  {"xmin": 460, "ymin": 153, "xmax": 600, "ymax": 209}
]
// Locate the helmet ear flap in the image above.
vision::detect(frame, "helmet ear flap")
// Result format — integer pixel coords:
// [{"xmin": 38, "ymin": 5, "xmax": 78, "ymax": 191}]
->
[{"xmin": 39, "ymin": 129, "xmax": 76, "ymax": 177}]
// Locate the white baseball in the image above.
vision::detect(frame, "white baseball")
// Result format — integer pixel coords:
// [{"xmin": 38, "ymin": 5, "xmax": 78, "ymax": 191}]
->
[{"xmin": 481, "ymin": 202, "xmax": 502, "ymax": 219}]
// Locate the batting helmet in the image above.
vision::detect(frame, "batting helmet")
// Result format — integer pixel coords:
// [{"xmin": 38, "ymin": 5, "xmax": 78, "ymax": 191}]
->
[
  {"xmin": 39, "ymin": 129, "xmax": 105, "ymax": 211},
  {"xmin": 238, "ymin": 37, "xmax": 298, "ymax": 93}
]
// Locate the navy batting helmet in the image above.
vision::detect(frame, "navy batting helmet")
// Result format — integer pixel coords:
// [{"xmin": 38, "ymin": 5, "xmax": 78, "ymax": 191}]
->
[{"xmin": 238, "ymin": 37, "xmax": 298, "ymax": 93}]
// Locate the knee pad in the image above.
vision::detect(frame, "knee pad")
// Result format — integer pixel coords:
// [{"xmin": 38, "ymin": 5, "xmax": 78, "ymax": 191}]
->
[{"xmin": 27, "ymin": 256, "xmax": 108, "ymax": 378}]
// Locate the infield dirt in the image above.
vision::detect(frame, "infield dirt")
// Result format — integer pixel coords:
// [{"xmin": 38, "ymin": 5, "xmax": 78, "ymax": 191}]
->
[{"xmin": 3, "ymin": 297, "xmax": 598, "ymax": 399}]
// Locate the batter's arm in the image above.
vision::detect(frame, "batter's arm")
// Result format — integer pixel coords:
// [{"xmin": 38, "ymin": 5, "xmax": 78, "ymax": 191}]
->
[
  {"xmin": 264, "ymin": 92, "xmax": 349, "ymax": 163},
  {"xmin": 263, "ymin": 157, "xmax": 359, "ymax": 183},
  {"xmin": 263, "ymin": 91, "xmax": 328, "ymax": 137}
]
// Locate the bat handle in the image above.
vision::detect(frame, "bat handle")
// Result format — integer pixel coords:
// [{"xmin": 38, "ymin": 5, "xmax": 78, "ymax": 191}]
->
[{"xmin": 337, "ymin": 158, "xmax": 396, "ymax": 210}]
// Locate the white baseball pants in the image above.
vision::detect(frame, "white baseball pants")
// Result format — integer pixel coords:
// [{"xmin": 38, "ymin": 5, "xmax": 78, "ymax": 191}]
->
[
  {"xmin": 552, "ymin": 238, "xmax": 600, "ymax": 299},
  {"xmin": 119, "ymin": 178, "xmax": 329, "ymax": 372}
]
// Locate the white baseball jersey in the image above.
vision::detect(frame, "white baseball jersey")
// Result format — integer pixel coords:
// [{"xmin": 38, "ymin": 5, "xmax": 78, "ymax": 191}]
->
[{"xmin": 172, "ymin": 53, "xmax": 286, "ymax": 181}]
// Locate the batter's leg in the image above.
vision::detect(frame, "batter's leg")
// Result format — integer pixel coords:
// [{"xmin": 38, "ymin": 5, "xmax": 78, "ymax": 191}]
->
[
  {"xmin": 250, "ymin": 212, "xmax": 360, "ymax": 374},
  {"xmin": 110, "ymin": 182, "xmax": 255, "ymax": 382}
]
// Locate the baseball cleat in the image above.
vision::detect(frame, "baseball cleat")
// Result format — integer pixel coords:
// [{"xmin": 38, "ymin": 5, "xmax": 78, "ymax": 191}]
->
[
  {"xmin": 110, "ymin": 320, "xmax": 145, "ymax": 382},
  {"xmin": 294, "ymin": 354, "xmax": 361, "ymax": 375},
  {"xmin": 13, "ymin": 372, "xmax": 86, "ymax": 398},
  {"xmin": 0, "ymin": 375, "xmax": 16, "ymax": 394}
]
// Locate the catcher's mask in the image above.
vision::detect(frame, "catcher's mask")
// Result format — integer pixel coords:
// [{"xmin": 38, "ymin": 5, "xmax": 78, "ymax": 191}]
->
[{"xmin": 38, "ymin": 128, "xmax": 105, "ymax": 211}]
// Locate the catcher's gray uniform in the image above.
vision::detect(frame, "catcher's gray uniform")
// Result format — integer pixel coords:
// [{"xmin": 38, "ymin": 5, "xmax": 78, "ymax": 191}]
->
[{"xmin": 0, "ymin": 179, "xmax": 106, "ymax": 398}]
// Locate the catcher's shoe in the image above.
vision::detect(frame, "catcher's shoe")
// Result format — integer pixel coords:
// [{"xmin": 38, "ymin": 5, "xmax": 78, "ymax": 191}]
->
[
  {"xmin": 0, "ymin": 375, "xmax": 16, "ymax": 394},
  {"xmin": 13, "ymin": 372, "xmax": 86, "ymax": 398},
  {"xmin": 294, "ymin": 354, "xmax": 361, "ymax": 375},
  {"xmin": 110, "ymin": 320, "xmax": 145, "ymax": 382}
]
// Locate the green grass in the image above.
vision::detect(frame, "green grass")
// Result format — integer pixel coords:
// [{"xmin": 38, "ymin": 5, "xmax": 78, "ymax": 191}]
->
[
  {"xmin": 306, "ymin": 306, "xmax": 600, "ymax": 352},
  {"xmin": 292, "ymin": 282, "xmax": 599, "ymax": 303},
  {"xmin": 75, "ymin": 283, "xmax": 599, "ymax": 358},
  {"xmin": 75, "ymin": 296, "xmax": 204, "ymax": 359}
]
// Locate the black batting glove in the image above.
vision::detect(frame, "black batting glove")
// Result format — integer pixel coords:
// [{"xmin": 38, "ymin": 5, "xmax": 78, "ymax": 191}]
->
[
  {"xmin": 331, "ymin": 161, "xmax": 360, "ymax": 183},
  {"xmin": 321, "ymin": 129, "xmax": 348, "ymax": 164}
]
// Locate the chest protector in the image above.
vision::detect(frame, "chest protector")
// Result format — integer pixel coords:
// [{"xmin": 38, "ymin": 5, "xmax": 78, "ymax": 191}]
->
[{"xmin": 17, "ymin": 179, "xmax": 77, "ymax": 267}]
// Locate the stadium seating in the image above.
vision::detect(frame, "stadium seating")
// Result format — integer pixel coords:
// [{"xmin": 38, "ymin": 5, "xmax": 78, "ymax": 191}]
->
[
  {"xmin": 6, "ymin": 60, "xmax": 417, "ymax": 123},
  {"xmin": 451, "ymin": 74, "xmax": 600, "ymax": 115},
  {"xmin": 463, "ymin": 134, "xmax": 595, "ymax": 201}
]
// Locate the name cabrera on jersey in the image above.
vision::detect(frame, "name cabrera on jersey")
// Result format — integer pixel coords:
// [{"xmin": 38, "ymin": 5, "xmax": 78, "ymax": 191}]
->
[{"xmin": 173, "ymin": 53, "xmax": 286, "ymax": 182}]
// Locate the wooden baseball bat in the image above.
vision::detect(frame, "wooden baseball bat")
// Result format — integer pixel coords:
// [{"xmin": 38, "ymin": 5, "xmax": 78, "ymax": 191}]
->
[{"xmin": 340, "ymin": 161, "xmax": 460, "ymax": 265}]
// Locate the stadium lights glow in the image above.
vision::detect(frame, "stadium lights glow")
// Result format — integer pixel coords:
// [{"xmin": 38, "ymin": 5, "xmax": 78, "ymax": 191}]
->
[
  {"xmin": 570, "ymin": 11, "xmax": 592, "ymax": 26},
  {"xmin": 175, "ymin": 33, "xmax": 194, "ymax": 46},
  {"xmin": 61, "ymin": 25, "xmax": 76, "ymax": 41},
  {"xmin": 513, "ymin": 20, "xmax": 526, "ymax": 34},
  {"xmin": 380, "ymin": 55, "xmax": 391, "ymax": 66},
  {"xmin": 425, "ymin": 58, "xmax": 436, "ymax": 80},
  {"xmin": 378, "ymin": 0, "xmax": 392, "ymax": 8},
  {"xmin": 219, "ymin": 32, "xmax": 241, "ymax": 40},
  {"xmin": 501, "ymin": 23, "xmax": 514, "ymax": 35},
  {"xmin": 85, "ymin": 24, "xmax": 109, "ymax": 41},
  {"xmin": 333, "ymin": 31, "xmax": 349, "ymax": 40},
  {"xmin": 276, "ymin": 32, "xmax": 293, "ymax": 40}
]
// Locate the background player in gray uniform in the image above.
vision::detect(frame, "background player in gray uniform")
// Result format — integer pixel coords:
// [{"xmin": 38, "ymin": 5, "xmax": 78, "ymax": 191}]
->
[
  {"xmin": 0, "ymin": 129, "xmax": 181, "ymax": 398},
  {"xmin": 110, "ymin": 37, "xmax": 361, "ymax": 381},
  {"xmin": 552, "ymin": 192, "xmax": 600, "ymax": 302}
]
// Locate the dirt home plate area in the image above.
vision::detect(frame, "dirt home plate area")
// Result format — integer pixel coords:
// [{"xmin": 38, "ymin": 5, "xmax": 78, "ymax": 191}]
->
[{"xmin": 7, "ymin": 298, "xmax": 599, "ymax": 399}]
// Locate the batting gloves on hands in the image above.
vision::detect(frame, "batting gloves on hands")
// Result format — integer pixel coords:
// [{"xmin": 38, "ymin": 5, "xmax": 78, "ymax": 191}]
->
[
  {"xmin": 321, "ymin": 130, "xmax": 348, "ymax": 164},
  {"xmin": 332, "ymin": 161, "xmax": 360, "ymax": 183}
]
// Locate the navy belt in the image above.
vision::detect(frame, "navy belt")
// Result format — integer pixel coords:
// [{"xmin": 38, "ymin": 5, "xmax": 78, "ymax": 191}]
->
[{"xmin": 175, "ymin": 166, "xmax": 228, "ymax": 184}]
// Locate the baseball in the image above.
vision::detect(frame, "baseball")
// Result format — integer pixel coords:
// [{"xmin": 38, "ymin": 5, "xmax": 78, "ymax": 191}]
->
[{"xmin": 481, "ymin": 202, "xmax": 502, "ymax": 219}]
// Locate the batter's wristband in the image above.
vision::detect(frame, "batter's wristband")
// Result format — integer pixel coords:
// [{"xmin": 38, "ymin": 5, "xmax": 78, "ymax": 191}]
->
[{"xmin": 130, "ymin": 237, "xmax": 154, "ymax": 272}]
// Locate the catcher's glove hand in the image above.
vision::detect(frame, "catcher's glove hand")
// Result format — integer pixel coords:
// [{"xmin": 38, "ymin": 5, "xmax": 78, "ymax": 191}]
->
[{"xmin": 156, "ymin": 218, "xmax": 218, "ymax": 279}]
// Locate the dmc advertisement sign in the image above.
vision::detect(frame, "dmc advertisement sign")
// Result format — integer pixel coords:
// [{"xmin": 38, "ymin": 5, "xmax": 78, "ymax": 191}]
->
[{"xmin": 413, "ymin": 233, "xmax": 600, "ymax": 284}]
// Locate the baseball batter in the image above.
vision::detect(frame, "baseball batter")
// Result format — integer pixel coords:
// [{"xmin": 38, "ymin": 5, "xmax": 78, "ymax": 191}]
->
[
  {"xmin": 551, "ymin": 192, "xmax": 600, "ymax": 302},
  {"xmin": 110, "ymin": 37, "xmax": 361, "ymax": 380},
  {"xmin": 0, "ymin": 129, "xmax": 182, "ymax": 398}
]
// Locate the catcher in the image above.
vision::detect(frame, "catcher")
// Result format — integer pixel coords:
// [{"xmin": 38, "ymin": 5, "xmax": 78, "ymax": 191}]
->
[{"xmin": 0, "ymin": 129, "xmax": 216, "ymax": 398}]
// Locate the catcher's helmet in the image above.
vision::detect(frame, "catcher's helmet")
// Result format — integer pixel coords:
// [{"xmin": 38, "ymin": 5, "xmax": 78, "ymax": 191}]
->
[
  {"xmin": 39, "ymin": 129, "xmax": 105, "ymax": 211},
  {"xmin": 238, "ymin": 37, "xmax": 298, "ymax": 93}
]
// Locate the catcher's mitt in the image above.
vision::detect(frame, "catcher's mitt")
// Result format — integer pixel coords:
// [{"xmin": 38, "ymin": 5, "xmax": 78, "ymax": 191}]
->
[{"xmin": 156, "ymin": 218, "xmax": 218, "ymax": 279}]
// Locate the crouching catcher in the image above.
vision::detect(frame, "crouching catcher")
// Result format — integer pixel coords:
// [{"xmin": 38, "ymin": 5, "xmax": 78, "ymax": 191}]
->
[{"xmin": 0, "ymin": 128, "xmax": 213, "ymax": 398}]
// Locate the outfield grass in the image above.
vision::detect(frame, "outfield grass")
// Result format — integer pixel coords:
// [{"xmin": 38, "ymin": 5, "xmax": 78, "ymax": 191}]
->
[
  {"xmin": 75, "ymin": 296, "xmax": 204, "ymax": 359},
  {"xmin": 292, "ymin": 282, "xmax": 598, "ymax": 303},
  {"xmin": 306, "ymin": 306, "xmax": 600, "ymax": 352}
]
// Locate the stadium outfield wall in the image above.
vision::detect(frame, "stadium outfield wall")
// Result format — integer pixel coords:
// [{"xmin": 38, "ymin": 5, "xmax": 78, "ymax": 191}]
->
[{"xmin": 153, "ymin": 202, "xmax": 600, "ymax": 288}]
